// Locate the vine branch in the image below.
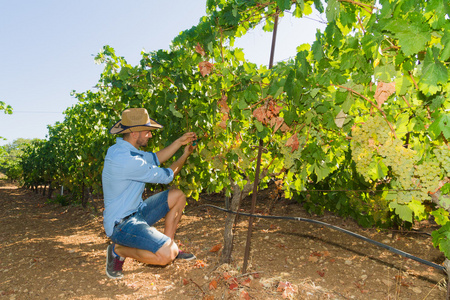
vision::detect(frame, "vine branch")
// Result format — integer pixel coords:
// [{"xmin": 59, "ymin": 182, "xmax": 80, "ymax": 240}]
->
[{"xmin": 334, "ymin": 84, "xmax": 397, "ymax": 138}]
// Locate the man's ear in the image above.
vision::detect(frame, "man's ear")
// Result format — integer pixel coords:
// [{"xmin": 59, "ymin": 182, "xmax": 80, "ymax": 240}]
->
[{"xmin": 130, "ymin": 131, "xmax": 140, "ymax": 139}]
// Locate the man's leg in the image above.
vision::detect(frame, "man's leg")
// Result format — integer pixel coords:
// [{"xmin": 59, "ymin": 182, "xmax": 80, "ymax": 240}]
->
[
  {"xmin": 164, "ymin": 189, "xmax": 187, "ymax": 239},
  {"xmin": 107, "ymin": 189, "xmax": 193, "ymax": 279},
  {"xmin": 164, "ymin": 189, "xmax": 196, "ymax": 260},
  {"xmin": 114, "ymin": 239, "xmax": 178, "ymax": 266}
]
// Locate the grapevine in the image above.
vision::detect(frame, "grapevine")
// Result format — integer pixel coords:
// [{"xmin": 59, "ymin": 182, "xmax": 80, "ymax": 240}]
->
[{"xmin": 14, "ymin": 0, "xmax": 450, "ymax": 260}]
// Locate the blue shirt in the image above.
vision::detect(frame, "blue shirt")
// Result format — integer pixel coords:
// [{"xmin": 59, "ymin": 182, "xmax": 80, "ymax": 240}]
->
[{"xmin": 102, "ymin": 137, "xmax": 174, "ymax": 237}]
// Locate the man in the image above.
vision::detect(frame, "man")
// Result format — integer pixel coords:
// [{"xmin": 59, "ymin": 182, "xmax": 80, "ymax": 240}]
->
[{"xmin": 102, "ymin": 108, "xmax": 197, "ymax": 279}]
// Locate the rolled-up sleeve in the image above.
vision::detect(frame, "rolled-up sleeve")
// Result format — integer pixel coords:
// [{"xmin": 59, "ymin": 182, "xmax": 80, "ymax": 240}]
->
[{"xmin": 125, "ymin": 151, "xmax": 174, "ymax": 184}]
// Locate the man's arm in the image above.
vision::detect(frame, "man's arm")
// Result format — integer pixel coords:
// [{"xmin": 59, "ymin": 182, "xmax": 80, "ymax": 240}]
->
[
  {"xmin": 169, "ymin": 144, "xmax": 194, "ymax": 176},
  {"xmin": 156, "ymin": 132, "xmax": 197, "ymax": 164}
]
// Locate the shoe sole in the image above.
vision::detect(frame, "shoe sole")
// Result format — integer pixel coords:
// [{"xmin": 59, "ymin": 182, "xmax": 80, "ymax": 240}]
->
[{"xmin": 176, "ymin": 255, "xmax": 197, "ymax": 262}]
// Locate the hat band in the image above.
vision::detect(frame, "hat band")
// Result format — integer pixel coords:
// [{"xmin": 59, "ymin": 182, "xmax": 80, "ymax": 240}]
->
[{"xmin": 120, "ymin": 121, "xmax": 154, "ymax": 131}]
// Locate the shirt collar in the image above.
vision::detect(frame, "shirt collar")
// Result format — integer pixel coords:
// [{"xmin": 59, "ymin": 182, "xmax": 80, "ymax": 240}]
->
[{"xmin": 116, "ymin": 137, "xmax": 138, "ymax": 151}]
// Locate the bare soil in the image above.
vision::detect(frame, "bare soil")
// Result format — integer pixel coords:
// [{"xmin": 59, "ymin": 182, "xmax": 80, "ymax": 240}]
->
[{"xmin": 0, "ymin": 179, "xmax": 447, "ymax": 299}]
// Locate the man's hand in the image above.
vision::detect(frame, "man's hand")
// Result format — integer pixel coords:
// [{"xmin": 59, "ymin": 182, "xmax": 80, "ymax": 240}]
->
[
  {"xmin": 156, "ymin": 132, "xmax": 198, "ymax": 164},
  {"xmin": 176, "ymin": 132, "xmax": 198, "ymax": 146},
  {"xmin": 183, "ymin": 141, "xmax": 198, "ymax": 157},
  {"xmin": 170, "ymin": 138, "xmax": 197, "ymax": 176}
]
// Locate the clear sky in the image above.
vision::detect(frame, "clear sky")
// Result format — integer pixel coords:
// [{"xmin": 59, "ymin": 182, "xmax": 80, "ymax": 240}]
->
[{"xmin": 0, "ymin": 0, "xmax": 325, "ymax": 146}]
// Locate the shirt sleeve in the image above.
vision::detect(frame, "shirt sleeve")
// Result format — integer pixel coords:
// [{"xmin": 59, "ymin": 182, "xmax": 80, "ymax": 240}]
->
[{"xmin": 124, "ymin": 151, "xmax": 174, "ymax": 184}]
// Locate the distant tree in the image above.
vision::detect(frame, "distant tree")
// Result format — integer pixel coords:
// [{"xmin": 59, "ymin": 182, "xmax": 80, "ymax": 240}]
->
[
  {"xmin": 0, "ymin": 101, "xmax": 12, "ymax": 141},
  {"xmin": 0, "ymin": 138, "xmax": 39, "ymax": 182}
]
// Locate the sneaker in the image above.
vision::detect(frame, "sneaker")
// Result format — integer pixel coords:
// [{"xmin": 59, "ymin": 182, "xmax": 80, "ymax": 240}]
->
[
  {"xmin": 106, "ymin": 244, "xmax": 125, "ymax": 279},
  {"xmin": 176, "ymin": 250, "xmax": 196, "ymax": 261}
]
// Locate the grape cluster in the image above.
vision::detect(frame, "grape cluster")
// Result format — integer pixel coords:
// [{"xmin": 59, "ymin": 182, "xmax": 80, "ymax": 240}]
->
[
  {"xmin": 433, "ymin": 147, "xmax": 450, "ymax": 177},
  {"xmin": 350, "ymin": 115, "xmax": 390, "ymax": 181},
  {"xmin": 414, "ymin": 160, "xmax": 441, "ymax": 195},
  {"xmin": 378, "ymin": 138, "xmax": 417, "ymax": 191}
]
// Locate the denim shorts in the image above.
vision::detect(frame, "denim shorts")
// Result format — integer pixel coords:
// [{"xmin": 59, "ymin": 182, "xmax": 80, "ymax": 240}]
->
[{"xmin": 109, "ymin": 190, "xmax": 171, "ymax": 253}]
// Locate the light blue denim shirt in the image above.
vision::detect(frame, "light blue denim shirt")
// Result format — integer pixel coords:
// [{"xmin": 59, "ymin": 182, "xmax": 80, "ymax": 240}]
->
[{"xmin": 102, "ymin": 137, "xmax": 174, "ymax": 237}]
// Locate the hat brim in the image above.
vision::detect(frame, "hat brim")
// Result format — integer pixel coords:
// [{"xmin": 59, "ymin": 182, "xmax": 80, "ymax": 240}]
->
[{"xmin": 109, "ymin": 118, "xmax": 163, "ymax": 134}]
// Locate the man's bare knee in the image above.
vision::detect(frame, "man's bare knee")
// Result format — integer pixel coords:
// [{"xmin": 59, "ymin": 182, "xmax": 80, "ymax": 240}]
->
[
  {"xmin": 155, "ymin": 240, "xmax": 178, "ymax": 265},
  {"xmin": 168, "ymin": 189, "xmax": 186, "ymax": 207}
]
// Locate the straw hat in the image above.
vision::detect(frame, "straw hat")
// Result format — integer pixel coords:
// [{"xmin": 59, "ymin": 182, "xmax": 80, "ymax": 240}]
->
[{"xmin": 109, "ymin": 108, "xmax": 163, "ymax": 134}]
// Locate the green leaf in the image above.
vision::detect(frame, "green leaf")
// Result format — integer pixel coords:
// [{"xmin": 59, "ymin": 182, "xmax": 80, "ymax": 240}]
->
[
  {"xmin": 432, "ymin": 222, "xmax": 450, "ymax": 259},
  {"xmin": 276, "ymin": 0, "xmax": 291, "ymax": 11},
  {"xmin": 311, "ymin": 39, "xmax": 323, "ymax": 62},
  {"xmin": 283, "ymin": 110, "xmax": 297, "ymax": 125},
  {"xmin": 119, "ymin": 67, "xmax": 131, "ymax": 80},
  {"xmin": 419, "ymin": 48, "xmax": 449, "ymax": 95},
  {"xmin": 429, "ymin": 114, "xmax": 450, "ymax": 140},
  {"xmin": 325, "ymin": 0, "xmax": 339, "ymax": 22},
  {"xmin": 374, "ymin": 63, "xmax": 396, "ymax": 82},
  {"xmin": 395, "ymin": 75, "xmax": 412, "ymax": 96},
  {"xmin": 313, "ymin": 0, "xmax": 324, "ymax": 13},
  {"xmin": 441, "ymin": 183, "xmax": 450, "ymax": 195},
  {"xmin": 169, "ymin": 103, "xmax": 183, "ymax": 118},
  {"xmin": 255, "ymin": 120, "xmax": 264, "ymax": 132},
  {"xmin": 395, "ymin": 113, "xmax": 410, "ymax": 138},
  {"xmin": 408, "ymin": 199, "xmax": 426, "ymax": 220},
  {"xmin": 384, "ymin": 18, "xmax": 431, "ymax": 57},
  {"xmin": 376, "ymin": 159, "xmax": 388, "ymax": 179},
  {"xmin": 234, "ymin": 48, "xmax": 245, "ymax": 62},
  {"xmin": 314, "ymin": 163, "xmax": 331, "ymax": 182},
  {"xmin": 431, "ymin": 208, "xmax": 450, "ymax": 226},
  {"xmin": 441, "ymin": 29, "xmax": 450, "ymax": 61},
  {"xmin": 389, "ymin": 201, "xmax": 413, "ymax": 223},
  {"xmin": 238, "ymin": 98, "xmax": 248, "ymax": 110}
]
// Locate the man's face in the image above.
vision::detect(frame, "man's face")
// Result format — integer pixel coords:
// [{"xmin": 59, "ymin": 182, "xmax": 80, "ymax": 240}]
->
[{"xmin": 136, "ymin": 130, "xmax": 152, "ymax": 148}]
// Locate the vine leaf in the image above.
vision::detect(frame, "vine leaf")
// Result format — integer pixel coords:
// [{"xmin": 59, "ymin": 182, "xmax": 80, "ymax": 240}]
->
[
  {"xmin": 218, "ymin": 94, "xmax": 230, "ymax": 114},
  {"xmin": 419, "ymin": 48, "xmax": 449, "ymax": 95},
  {"xmin": 374, "ymin": 81, "xmax": 395, "ymax": 108},
  {"xmin": 429, "ymin": 114, "xmax": 450, "ymax": 140},
  {"xmin": 389, "ymin": 202, "xmax": 413, "ymax": 223},
  {"xmin": 169, "ymin": 103, "xmax": 183, "ymax": 118},
  {"xmin": 285, "ymin": 134, "xmax": 299, "ymax": 152},
  {"xmin": 199, "ymin": 61, "xmax": 214, "ymax": 77},
  {"xmin": 334, "ymin": 110, "xmax": 347, "ymax": 128},
  {"xmin": 252, "ymin": 107, "xmax": 266, "ymax": 123},
  {"xmin": 195, "ymin": 42, "xmax": 206, "ymax": 57},
  {"xmin": 385, "ymin": 18, "xmax": 431, "ymax": 57},
  {"xmin": 431, "ymin": 221, "xmax": 450, "ymax": 259},
  {"xmin": 325, "ymin": 0, "xmax": 340, "ymax": 22}
]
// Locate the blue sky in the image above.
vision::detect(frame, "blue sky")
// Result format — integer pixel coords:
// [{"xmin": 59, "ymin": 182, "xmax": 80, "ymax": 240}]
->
[{"xmin": 0, "ymin": 1, "xmax": 325, "ymax": 146}]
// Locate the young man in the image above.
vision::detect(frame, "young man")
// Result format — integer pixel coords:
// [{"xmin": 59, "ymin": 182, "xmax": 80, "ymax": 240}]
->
[{"xmin": 102, "ymin": 108, "xmax": 197, "ymax": 279}]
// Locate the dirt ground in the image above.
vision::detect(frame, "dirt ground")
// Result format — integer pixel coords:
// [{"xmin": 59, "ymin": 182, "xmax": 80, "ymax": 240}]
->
[{"xmin": 0, "ymin": 179, "xmax": 448, "ymax": 300}]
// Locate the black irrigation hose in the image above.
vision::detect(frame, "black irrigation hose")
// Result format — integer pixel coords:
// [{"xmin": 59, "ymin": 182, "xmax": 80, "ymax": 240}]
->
[{"xmin": 199, "ymin": 204, "xmax": 446, "ymax": 272}]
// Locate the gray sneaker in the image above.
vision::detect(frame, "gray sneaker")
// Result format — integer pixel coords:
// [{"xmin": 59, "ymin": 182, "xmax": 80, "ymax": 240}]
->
[
  {"xmin": 176, "ymin": 250, "xmax": 196, "ymax": 261},
  {"xmin": 106, "ymin": 244, "xmax": 125, "ymax": 279}
]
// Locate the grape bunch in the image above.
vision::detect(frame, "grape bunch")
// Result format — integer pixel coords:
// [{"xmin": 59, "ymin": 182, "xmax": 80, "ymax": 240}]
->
[
  {"xmin": 350, "ymin": 114, "xmax": 390, "ymax": 181},
  {"xmin": 414, "ymin": 160, "xmax": 441, "ymax": 195},
  {"xmin": 433, "ymin": 147, "xmax": 450, "ymax": 177},
  {"xmin": 378, "ymin": 138, "xmax": 417, "ymax": 190}
]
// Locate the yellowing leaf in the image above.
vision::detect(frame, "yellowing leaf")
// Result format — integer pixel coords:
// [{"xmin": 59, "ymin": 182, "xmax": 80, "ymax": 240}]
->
[
  {"xmin": 199, "ymin": 61, "xmax": 213, "ymax": 77},
  {"xmin": 195, "ymin": 42, "xmax": 206, "ymax": 56},
  {"xmin": 374, "ymin": 81, "xmax": 395, "ymax": 108}
]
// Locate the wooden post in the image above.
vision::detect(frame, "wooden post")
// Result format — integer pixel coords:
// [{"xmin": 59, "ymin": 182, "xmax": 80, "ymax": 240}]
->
[{"xmin": 242, "ymin": 12, "xmax": 279, "ymax": 274}]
